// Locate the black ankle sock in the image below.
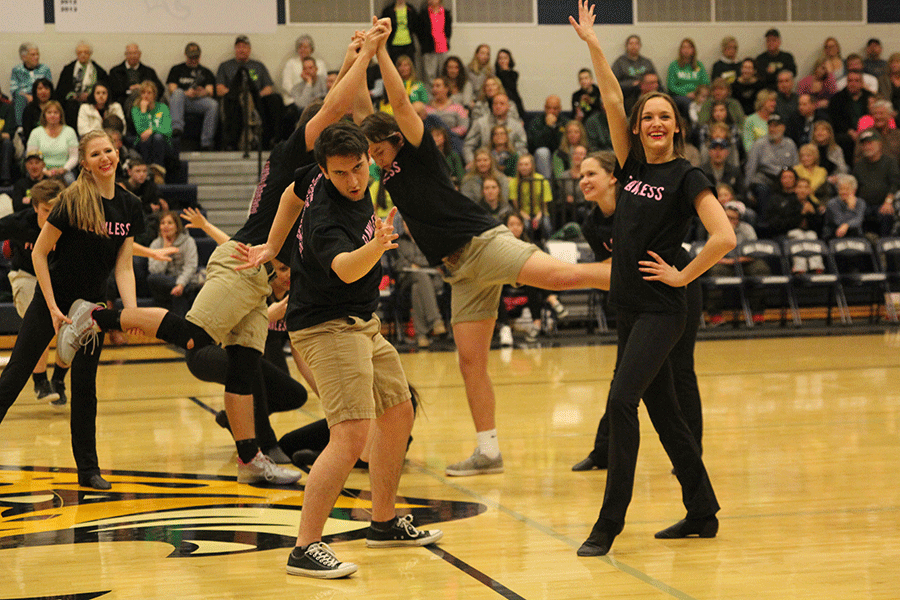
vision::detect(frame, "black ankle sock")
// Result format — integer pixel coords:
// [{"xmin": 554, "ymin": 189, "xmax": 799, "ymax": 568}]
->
[
  {"xmin": 292, "ymin": 545, "xmax": 308, "ymax": 557},
  {"xmin": 235, "ymin": 438, "xmax": 259, "ymax": 463},
  {"xmin": 370, "ymin": 517, "xmax": 396, "ymax": 531},
  {"xmin": 32, "ymin": 372, "xmax": 48, "ymax": 384},
  {"xmin": 52, "ymin": 365, "xmax": 69, "ymax": 383},
  {"xmin": 92, "ymin": 307, "xmax": 121, "ymax": 331}
]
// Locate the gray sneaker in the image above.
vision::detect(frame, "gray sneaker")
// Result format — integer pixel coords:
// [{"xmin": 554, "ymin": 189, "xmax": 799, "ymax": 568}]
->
[
  {"xmin": 57, "ymin": 300, "xmax": 102, "ymax": 366},
  {"xmin": 237, "ymin": 451, "xmax": 302, "ymax": 485},
  {"xmin": 445, "ymin": 448, "xmax": 504, "ymax": 476}
]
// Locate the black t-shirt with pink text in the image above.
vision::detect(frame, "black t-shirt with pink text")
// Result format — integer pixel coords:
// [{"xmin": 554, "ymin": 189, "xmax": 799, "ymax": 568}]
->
[
  {"xmin": 610, "ymin": 155, "xmax": 713, "ymax": 314},
  {"xmin": 286, "ymin": 164, "xmax": 382, "ymax": 331},
  {"xmin": 381, "ymin": 133, "xmax": 497, "ymax": 266},
  {"xmin": 233, "ymin": 123, "xmax": 314, "ymax": 265},
  {"xmin": 47, "ymin": 186, "xmax": 144, "ymax": 306}
]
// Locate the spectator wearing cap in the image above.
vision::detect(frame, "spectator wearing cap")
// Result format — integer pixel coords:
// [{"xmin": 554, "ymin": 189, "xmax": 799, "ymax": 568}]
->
[
  {"xmin": 853, "ymin": 128, "xmax": 900, "ymax": 236},
  {"xmin": 166, "ymin": 42, "xmax": 218, "ymax": 150},
  {"xmin": 855, "ymin": 99, "xmax": 899, "ymax": 163},
  {"xmin": 108, "ymin": 43, "xmax": 164, "ymax": 111},
  {"xmin": 836, "ymin": 54, "xmax": 879, "ymax": 95},
  {"xmin": 10, "ymin": 150, "xmax": 46, "ymax": 212},
  {"xmin": 864, "ymin": 39, "xmax": 887, "ymax": 80},
  {"xmin": 216, "ymin": 35, "xmax": 283, "ymax": 150},
  {"xmin": 755, "ymin": 29, "xmax": 796, "ymax": 90},
  {"xmin": 701, "ymin": 133, "xmax": 746, "ymax": 199},
  {"xmin": 828, "ymin": 70, "xmax": 873, "ymax": 167},
  {"xmin": 745, "ymin": 112, "xmax": 799, "ymax": 227}
]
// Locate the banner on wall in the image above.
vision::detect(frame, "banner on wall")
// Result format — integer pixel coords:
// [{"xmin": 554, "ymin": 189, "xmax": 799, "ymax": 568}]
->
[
  {"xmin": 53, "ymin": 0, "xmax": 277, "ymax": 33},
  {"xmin": 1, "ymin": 0, "xmax": 44, "ymax": 32}
]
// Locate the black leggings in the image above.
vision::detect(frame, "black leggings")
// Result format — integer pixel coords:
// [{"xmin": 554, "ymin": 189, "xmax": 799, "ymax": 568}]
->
[
  {"xmin": 598, "ymin": 301, "xmax": 719, "ymax": 527},
  {"xmin": 0, "ymin": 292, "xmax": 105, "ymax": 478},
  {"xmin": 185, "ymin": 342, "xmax": 308, "ymax": 450},
  {"xmin": 588, "ymin": 279, "xmax": 703, "ymax": 463}
]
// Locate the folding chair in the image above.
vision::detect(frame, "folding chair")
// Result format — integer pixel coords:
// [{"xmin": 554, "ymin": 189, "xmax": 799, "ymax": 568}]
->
[
  {"xmin": 691, "ymin": 240, "xmax": 752, "ymax": 327},
  {"xmin": 783, "ymin": 238, "xmax": 849, "ymax": 325},
  {"xmin": 830, "ymin": 237, "xmax": 896, "ymax": 323},
  {"xmin": 737, "ymin": 239, "xmax": 800, "ymax": 326}
]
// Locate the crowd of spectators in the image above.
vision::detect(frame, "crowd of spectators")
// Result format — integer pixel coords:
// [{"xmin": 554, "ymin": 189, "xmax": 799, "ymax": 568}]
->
[{"xmin": 4, "ymin": 14, "xmax": 900, "ymax": 333}]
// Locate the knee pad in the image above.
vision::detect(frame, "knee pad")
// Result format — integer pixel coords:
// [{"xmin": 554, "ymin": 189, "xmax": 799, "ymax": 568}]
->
[
  {"xmin": 185, "ymin": 344, "xmax": 227, "ymax": 385},
  {"xmin": 224, "ymin": 345, "xmax": 261, "ymax": 396},
  {"xmin": 158, "ymin": 313, "xmax": 214, "ymax": 350}
]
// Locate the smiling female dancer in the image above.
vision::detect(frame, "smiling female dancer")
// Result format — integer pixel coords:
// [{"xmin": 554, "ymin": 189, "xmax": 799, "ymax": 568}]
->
[
  {"xmin": 571, "ymin": 0, "xmax": 734, "ymax": 556},
  {"xmin": 0, "ymin": 130, "xmax": 143, "ymax": 490}
]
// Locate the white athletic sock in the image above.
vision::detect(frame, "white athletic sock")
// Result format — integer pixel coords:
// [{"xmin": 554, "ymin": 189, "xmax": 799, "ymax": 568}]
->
[{"xmin": 477, "ymin": 429, "xmax": 500, "ymax": 459}]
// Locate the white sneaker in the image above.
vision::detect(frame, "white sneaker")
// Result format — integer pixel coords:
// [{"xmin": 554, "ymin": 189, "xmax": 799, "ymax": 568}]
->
[
  {"xmin": 237, "ymin": 451, "xmax": 302, "ymax": 484},
  {"xmin": 445, "ymin": 448, "xmax": 504, "ymax": 476},
  {"xmin": 57, "ymin": 300, "xmax": 102, "ymax": 366},
  {"xmin": 499, "ymin": 325, "xmax": 513, "ymax": 347}
]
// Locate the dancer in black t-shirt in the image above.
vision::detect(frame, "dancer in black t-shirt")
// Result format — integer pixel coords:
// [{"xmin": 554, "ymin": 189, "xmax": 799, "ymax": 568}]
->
[
  {"xmin": 0, "ymin": 130, "xmax": 144, "ymax": 490},
  {"xmin": 572, "ymin": 0, "xmax": 735, "ymax": 556},
  {"xmin": 573, "ymin": 152, "xmax": 705, "ymax": 472},
  {"xmin": 360, "ymin": 17, "xmax": 610, "ymax": 477},
  {"xmin": 55, "ymin": 27, "xmax": 385, "ymax": 487}
]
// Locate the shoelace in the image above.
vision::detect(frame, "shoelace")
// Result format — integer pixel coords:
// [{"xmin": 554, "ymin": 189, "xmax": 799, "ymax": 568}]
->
[
  {"xmin": 77, "ymin": 326, "xmax": 101, "ymax": 356},
  {"xmin": 395, "ymin": 514, "xmax": 421, "ymax": 538},
  {"xmin": 307, "ymin": 543, "xmax": 340, "ymax": 567}
]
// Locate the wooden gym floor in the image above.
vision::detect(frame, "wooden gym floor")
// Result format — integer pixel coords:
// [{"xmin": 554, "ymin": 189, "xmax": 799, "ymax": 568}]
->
[{"xmin": 1, "ymin": 331, "xmax": 899, "ymax": 599}]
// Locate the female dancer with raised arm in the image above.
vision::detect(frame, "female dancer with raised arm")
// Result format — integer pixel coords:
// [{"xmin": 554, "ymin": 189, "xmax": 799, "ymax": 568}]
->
[
  {"xmin": 571, "ymin": 0, "xmax": 734, "ymax": 556},
  {"xmin": 0, "ymin": 130, "xmax": 144, "ymax": 490}
]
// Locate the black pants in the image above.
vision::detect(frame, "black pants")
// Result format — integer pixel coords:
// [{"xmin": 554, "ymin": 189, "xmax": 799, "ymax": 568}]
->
[
  {"xmin": 0, "ymin": 291, "xmax": 104, "ymax": 477},
  {"xmin": 185, "ymin": 340, "xmax": 307, "ymax": 450},
  {"xmin": 588, "ymin": 280, "xmax": 703, "ymax": 463},
  {"xmin": 598, "ymin": 303, "xmax": 719, "ymax": 527}
]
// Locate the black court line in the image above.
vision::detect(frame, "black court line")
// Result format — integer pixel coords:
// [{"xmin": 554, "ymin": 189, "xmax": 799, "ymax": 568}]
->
[
  {"xmin": 426, "ymin": 546, "xmax": 527, "ymax": 600},
  {"xmin": 188, "ymin": 396, "xmax": 219, "ymax": 416}
]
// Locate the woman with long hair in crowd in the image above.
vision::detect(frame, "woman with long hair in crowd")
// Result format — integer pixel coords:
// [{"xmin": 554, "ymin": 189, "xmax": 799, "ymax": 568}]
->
[
  {"xmin": 441, "ymin": 55, "xmax": 473, "ymax": 107},
  {"xmin": 26, "ymin": 100, "xmax": 79, "ymax": 183},
  {"xmin": 0, "ymin": 130, "xmax": 145, "ymax": 490},
  {"xmin": 571, "ymin": 0, "xmax": 733, "ymax": 556},
  {"xmin": 77, "ymin": 81, "xmax": 125, "ymax": 137},
  {"xmin": 20, "ymin": 78, "xmax": 54, "ymax": 143},
  {"xmin": 467, "ymin": 43, "xmax": 493, "ymax": 97},
  {"xmin": 494, "ymin": 48, "xmax": 526, "ymax": 118},
  {"xmin": 131, "ymin": 80, "xmax": 173, "ymax": 173}
]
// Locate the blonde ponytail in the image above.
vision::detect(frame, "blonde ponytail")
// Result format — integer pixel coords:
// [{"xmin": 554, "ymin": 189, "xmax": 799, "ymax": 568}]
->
[{"xmin": 54, "ymin": 130, "xmax": 112, "ymax": 237}]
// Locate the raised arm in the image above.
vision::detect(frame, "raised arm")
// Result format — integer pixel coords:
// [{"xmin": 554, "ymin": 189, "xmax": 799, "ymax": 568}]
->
[
  {"xmin": 305, "ymin": 22, "xmax": 389, "ymax": 146},
  {"xmin": 570, "ymin": 0, "xmax": 629, "ymax": 166},
  {"xmin": 375, "ymin": 19, "xmax": 424, "ymax": 147},
  {"xmin": 332, "ymin": 31, "xmax": 377, "ymax": 124},
  {"xmin": 181, "ymin": 207, "xmax": 230, "ymax": 245}
]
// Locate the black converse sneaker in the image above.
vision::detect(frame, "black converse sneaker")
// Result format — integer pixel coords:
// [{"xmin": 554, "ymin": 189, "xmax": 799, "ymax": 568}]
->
[
  {"xmin": 366, "ymin": 514, "xmax": 444, "ymax": 548},
  {"xmin": 286, "ymin": 542, "xmax": 358, "ymax": 579}
]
